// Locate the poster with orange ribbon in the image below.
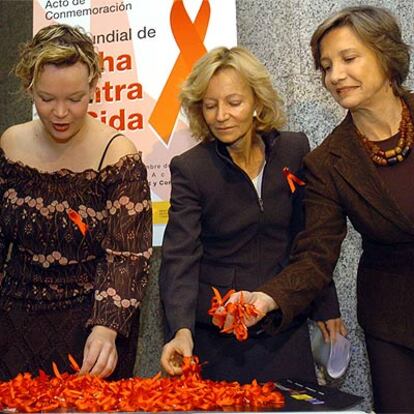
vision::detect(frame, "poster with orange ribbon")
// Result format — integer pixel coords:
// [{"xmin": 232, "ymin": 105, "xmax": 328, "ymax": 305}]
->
[{"xmin": 33, "ymin": 0, "xmax": 237, "ymax": 245}]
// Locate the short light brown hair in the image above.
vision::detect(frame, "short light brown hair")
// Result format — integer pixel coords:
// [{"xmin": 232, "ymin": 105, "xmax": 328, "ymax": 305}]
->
[
  {"xmin": 15, "ymin": 23, "xmax": 101, "ymax": 91},
  {"xmin": 310, "ymin": 6, "xmax": 410, "ymax": 96},
  {"xmin": 180, "ymin": 46, "xmax": 286, "ymax": 142}
]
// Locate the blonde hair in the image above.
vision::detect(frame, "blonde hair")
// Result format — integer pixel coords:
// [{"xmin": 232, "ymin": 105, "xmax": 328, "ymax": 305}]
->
[
  {"xmin": 14, "ymin": 23, "xmax": 101, "ymax": 91},
  {"xmin": 180, "ymin": 46, "xmax": 286, "ymax": 142},
  {"xmin": 310, "ymin": 5, "xmax": 410, "ymax": 96}
]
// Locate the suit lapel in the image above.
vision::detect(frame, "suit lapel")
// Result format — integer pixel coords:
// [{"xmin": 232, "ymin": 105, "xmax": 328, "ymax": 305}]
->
[{"xmin": 328, "ymin": 102, "xmax": 414, "ymax": 234}]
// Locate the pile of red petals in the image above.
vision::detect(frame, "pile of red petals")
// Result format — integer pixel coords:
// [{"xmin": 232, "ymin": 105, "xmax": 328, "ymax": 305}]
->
[
  {"xmin": 0, "ymin": 355, "xmax": 284, "ymax": 412},
  {"xmin": 208, "ymin": 287, "xmax": 263, "ymax": 341}
]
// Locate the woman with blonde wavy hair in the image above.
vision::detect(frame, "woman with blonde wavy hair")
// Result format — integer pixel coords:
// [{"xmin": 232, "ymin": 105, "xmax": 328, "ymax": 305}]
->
[
  {"xmin": 159, "ymin": 46, "xmax": 345, "ymax": 383},
  {"xmin": 0, "ymin": 23, "xmax": 152, "ymax": 380}
]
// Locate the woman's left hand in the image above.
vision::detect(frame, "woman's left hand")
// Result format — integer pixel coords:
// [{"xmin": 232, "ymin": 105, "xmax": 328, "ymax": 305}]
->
[
  {"xmin": 316, "ymin": 318, "xmax": 348, "ymax": 343},
  {"xmin": 214, "ymin": 290, "xmax": 278, "ymax": 332},
  {"xmin": 80, "ymin": 325, "xmax": 118, "ymax": 377}
]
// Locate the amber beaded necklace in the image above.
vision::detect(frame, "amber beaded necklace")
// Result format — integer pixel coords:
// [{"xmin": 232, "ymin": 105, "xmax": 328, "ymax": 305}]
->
[{"xmin": 355, "ymin": 99, "xmax": 414, "ymax": 166}]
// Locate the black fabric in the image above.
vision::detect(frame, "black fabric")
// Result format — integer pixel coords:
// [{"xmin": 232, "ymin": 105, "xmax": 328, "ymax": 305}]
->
[
  {"xmin": 160, "ymin": 130, "xmax": 340, "ymax": 383},
  {"xmin": 194, "ymin": 321, "xmax": 316, "ymax": 384},
  {"xmin": 0, "ymin": 301, "xmax": 140, "ymax": 381},
  {"xmin": 0, "ymin": 150, "xmax": 152, "ymax": 380},
  {"xmin": 365, "ymin": 333, "xmax": 414, "ymax": 413},
  {"xmin": 160, "ymin": 130, "xmax": 340, "ymax": 339}
]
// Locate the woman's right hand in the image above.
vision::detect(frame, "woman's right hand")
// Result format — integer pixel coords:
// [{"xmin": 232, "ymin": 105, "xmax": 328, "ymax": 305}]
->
[
  {"xmin": 80, "ymin": 325, "xmax": 118, "ymax": 378},
  {"xmin": 316, "ymin": 318, "xmax": 348, "ymax": 343},
  {"xmin": 214, "ymin": 290, "xmax": 278, "ymax": 332},
  {"xmin": 160, "ymin": 328, "xmax": 194, "ymax": 376}
]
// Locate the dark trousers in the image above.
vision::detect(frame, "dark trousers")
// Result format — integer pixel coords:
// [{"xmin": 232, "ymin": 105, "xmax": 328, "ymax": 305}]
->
[
  {"xmin": 194, "ymin": 321, "xmax": 316, "ymax": 384},
  {"xmin": 365, "ymin": 333, "xmax": 414, "ymax": 413}
]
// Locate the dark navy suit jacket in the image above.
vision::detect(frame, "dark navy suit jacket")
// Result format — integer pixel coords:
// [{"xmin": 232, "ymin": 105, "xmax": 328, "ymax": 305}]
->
[{"xmin": 160, "ymin": 129, "xmax": 339, "ymax": 339}]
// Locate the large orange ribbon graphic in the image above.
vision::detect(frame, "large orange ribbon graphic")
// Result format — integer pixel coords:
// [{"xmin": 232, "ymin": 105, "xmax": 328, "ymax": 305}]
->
[{"xmin": 149, "ymin": 0, "xmax": 210, "ymax": 144}]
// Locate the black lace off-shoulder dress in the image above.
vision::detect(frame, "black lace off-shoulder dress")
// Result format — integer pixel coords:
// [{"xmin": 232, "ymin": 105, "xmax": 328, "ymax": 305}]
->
[{"xmin": 0, "ymin": 148, "xmax": 152, "ymax": 381}]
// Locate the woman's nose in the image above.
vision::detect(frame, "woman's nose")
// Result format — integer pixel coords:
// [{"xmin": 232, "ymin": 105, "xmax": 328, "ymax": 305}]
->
[
  {"xmin": 328, "ymin": 63, "xmax": 346, "ymax": 85},
  {"xmin": 216, "ymin": 103, "xmax": 229, "ymax": 121},
  {"xmin": 53, "ymin": 101, "xmax": 69, "ymax": 118}
]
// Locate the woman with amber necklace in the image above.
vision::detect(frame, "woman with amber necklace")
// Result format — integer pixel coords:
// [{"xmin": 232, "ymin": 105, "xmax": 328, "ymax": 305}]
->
[{"xmin": 247, "ymin": 6, "xmax": 414, "ymax": 413}]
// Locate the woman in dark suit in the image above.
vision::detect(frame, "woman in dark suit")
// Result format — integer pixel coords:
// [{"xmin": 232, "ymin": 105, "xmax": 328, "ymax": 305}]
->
[
  {"xmin": 255, "ymin": 6, "xmax": 414, "ymax": 412},
  {"xmin": 159, "ymin": 46, "xmax": 345, "ymax": 384}
]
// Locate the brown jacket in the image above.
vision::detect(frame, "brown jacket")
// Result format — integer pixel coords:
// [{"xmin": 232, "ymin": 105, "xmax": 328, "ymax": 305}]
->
[{"xmin": 261, "ymin": 93, "xmax": 414, "ymax": 349}]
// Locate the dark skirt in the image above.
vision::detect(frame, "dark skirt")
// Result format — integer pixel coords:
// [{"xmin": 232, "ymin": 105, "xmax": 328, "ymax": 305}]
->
[
  {"xmin": 194, "ymin": 321, "xmax": 316, "ymax": 384},
  {"xmin": 0, "ymin": 302, "xmax": 140, "ymax": 381}
]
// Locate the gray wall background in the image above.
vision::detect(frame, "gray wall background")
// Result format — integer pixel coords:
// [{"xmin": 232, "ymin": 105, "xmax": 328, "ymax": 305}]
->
[{"xmin": 2, "ymin": 1, "xmax": 414, "ymax": 412}]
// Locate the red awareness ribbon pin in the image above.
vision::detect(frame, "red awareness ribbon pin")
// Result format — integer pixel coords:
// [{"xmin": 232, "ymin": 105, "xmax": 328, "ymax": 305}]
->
[
  {"xmin": 67, "ymin": 209, "xmax": 88, "ymax": 236},
  {"xmin": 283, "ymin": 167, "xmax": 306, "ymax": 193}
]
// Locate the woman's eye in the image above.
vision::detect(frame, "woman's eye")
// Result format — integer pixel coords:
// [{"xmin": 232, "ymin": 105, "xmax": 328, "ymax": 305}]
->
[
  {"xmin": 70, "ymin": 98, "xmax": 82, "ymax": 103},
  {"xmin": 344, "ymin": 56, "xmax": 356, "ymax": 63},
  {"xmin": 229, "ymin": 101, "xmax": 241, "ymax": 107},
  {"xmin": 41, "ymin": 97, "xmax": 53, "ymax": 102}
]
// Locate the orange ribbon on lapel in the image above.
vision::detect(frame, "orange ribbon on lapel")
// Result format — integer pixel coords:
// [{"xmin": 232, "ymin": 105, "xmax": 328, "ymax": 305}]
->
[
  {"xmin": 67, "ymin": 209, "xmax": 88, "ymax": 236},
  {"xmin": 149, "ymin": 0, "xmax": 210, "ymax": 144},
  {"xmin": 283, "ymin": 167, "xmax": 305, "ymax": 193}
]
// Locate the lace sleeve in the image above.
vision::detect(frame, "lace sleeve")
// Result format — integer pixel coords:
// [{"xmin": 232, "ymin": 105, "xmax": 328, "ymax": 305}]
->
[
  {"xmin": 86, "ymin": 153, "xmax": 152, "ymax": 337},
  {"xmin": 0, "ymin": 171, "xmax": 9, "ymax": 284}
]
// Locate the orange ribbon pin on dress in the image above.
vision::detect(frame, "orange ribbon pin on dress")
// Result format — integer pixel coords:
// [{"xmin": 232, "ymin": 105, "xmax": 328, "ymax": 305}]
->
[
  {"xmin": 67, "ymin": 209, "xmax": 88, "ymax": 236},
  {"xmin": 283, "ymin": 167, "xmax": 305, "ymax": 193},
  {"xmin": 149, "ymin": 0, "xmax": 210, "ymax": 144}
]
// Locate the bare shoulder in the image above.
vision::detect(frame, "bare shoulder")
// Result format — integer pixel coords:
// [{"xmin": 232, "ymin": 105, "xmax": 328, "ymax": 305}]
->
[
  {"xmin": 87, "ymin": 116, "xmax": 138, "ymax": 168},
  {"xmin": 101, "ymin": 132, "xmax": 138, "ymax": 168},
  {"xmin": 0, "ymin": 121, "xmax": 35, "ymax": 154}
]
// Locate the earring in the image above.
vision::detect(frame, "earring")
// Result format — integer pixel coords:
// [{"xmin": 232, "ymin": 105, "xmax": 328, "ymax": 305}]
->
[{"xmin": 253, "ymin": 110, "xmax": 257, "ymax": 117}]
